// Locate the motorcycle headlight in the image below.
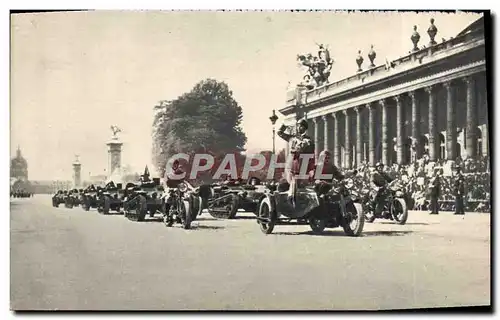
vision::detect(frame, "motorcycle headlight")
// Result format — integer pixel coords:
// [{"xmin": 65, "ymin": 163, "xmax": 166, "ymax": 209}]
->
[
  {"xmin": 178, "ymin": 183, "xmax": 188, "ymax": 193},
  {"xmin": 152, "ymin": 192, "xmax": 157, "ymax": 199},
  {"xmin": 396, "ymin": 191, "xmax": 404, "ymax": 197}
]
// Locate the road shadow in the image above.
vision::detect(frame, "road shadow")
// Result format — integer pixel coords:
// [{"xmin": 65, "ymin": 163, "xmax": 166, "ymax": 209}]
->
[
  {"xmin": 361, "ymin": 230, "xmax": 414, "ymax": 237},
  {"xmin": 378, "ymin": 221, "xmax": 432, "ymax": 226},
  {"xmin": 189, "ymin": 225, "xmax": 226, "ymax": 231},
  {"xmin": 234, "ymin": 215, "xmax": 257, "ymax": 220},
  {"xmin": 273, "ymin": 230, "xmax": 346, "ymax": 237},
  {"xmin": 194, "ymin": 217, "xmax": 218, "ymax": 222}
]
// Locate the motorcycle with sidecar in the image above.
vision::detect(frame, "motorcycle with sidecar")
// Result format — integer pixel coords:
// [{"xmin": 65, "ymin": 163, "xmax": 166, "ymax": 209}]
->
[
  {"xmin": 363, "ymin": 179, "xmax": 408, "ymax": 225},
  {"xmin": 81, "ymin": 186, "xmax": 100, "ymax": 211},
  {"xmin": 123, "ymin": 178, "xmax": 165, "ymax": 221},
  {"xmin": 97, "ymin": 183, "xmax": 125, "ymax": 215},
  {"xmin": 255, "ymin": 178, "xmax": 364, "ymax": 236}
]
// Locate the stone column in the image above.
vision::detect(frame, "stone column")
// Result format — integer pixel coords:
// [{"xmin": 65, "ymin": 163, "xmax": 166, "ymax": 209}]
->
[
  {"xmin": 464, "ymin": 76, "xmax": 477, "ymax": 158},
  {"xmin": 367, "ymin": 103, "xmax": 376, "ymax": 166},
  {"xmin": 322, "ymin": 114, "xmax": 330, "ymax": 153},
  {"xmin": 344, "ymin": 109, "xmax": 351, "ymax": 169},
  {"xmin": 312, "ymin": 117, "xmax": 319, "ymax": 162},
  {"xmin": 355, "ymin": 106, "xmax": 363, "ymax": 167},
  {"xmin": 444, "ymin": 80, "xmax": 457, "ymax": 161},
  {"xmin": 409, "ymin": 90, "xmax": 421, "ymax": 161},
  {"xmin": 333, "ymin": 112, "xmax": 341, "ymax": 167},
  {"xmin": 426, "ymin": 85, "xmax": 438, "ymax": 161},
  {"xmin": 380, "ymin": 99, "xmax": 390, "ymax": 166},
  {"xmin": 395, "ymin": 95, "xmax": 404, "ymax": 164}
]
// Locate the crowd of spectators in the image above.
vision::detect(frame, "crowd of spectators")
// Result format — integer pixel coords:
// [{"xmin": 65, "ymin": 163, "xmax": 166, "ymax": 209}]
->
[{"xmin": 345, "ymin": 155, "xmax": 490, "ymax": 213}]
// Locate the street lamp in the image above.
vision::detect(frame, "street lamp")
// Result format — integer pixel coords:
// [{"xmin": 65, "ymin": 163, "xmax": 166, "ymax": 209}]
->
[{"xmin": 269, "ymin": 109, "xmax": 279, "ymax": 154}]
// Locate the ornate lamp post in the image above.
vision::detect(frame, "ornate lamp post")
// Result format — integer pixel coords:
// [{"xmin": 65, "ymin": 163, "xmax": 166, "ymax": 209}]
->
[{"xmin": 269, "ymin": 109, "xmax": 279, "ymax": 154}]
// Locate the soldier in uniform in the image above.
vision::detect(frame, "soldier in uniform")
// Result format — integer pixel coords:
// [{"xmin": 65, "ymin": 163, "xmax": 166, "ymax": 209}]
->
[
  {"xmin": 428, "ymin": 168, "xmax": 442, "ymax": 215},
  {"xmin": 370, "ymin": 162, "xmax": 395, "ymax": 216},
  {"xmin": 277, "ymin": 118, "xmax": 315, "ymax": 205},
  {"xmin": 454, "ymin": 166, "xmax": 465, "ymax": 215}
]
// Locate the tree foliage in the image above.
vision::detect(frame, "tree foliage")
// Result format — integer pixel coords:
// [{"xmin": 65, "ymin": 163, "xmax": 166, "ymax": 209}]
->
[{"xmin": 152, "ymin": 79, "xmax": 247, "ymax": 177}]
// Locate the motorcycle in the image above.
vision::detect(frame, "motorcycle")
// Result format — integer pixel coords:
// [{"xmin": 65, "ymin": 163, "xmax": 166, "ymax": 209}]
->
[
  {"xmin": 256, "ymin": 176, "xmax": 364, "ymax": 236},
  {"xmin": 163, "ymin": 181, "xmax": 199, "ymax": 229},
  {"xmin": 364, "ymin": 179, "xmax": 408, "ymax": 225}
]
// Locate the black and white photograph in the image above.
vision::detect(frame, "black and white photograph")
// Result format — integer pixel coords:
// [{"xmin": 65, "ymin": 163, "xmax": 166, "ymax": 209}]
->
[{"xmin": 8, "ymin": 8, "xmax": 492, "ymax": 311}]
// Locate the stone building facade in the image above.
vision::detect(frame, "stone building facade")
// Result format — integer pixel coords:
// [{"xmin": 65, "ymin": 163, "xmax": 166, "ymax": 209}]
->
[{"xmin": 280, "ymin": 16, "xmax": 488, "ymax": 169}]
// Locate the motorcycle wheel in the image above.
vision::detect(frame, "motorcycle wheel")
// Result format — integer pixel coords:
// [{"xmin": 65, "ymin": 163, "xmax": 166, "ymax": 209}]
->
[
  {"xmin": 257, "ymin": 197, "xmax": 275, "ymax": 234},
  {"xmin": 392, "ymin": 198, "xmax": 408, "ymax": 225},
  {"xmin": 227, "ymin": 194, "xmax": 240, "ymax": 219},
  {"xmin": 103, "ymin": 196, "xmax": 111, "ymax": 215},
  {"xmin": 82, "ymin": 200, "xmax": 90, "ymax": 211},
  {"xmin": 342, "ymin": 202, "xmax": 365, "ymax": 237},
  {"xmin": 309, "ymin": 218, "xmax": 326, "ymax": 234},
  {"xmin": 163, "ymin": 214, "xmax": 174, "ymax": 227},
  {"xmin": 136, "ymin": 195, "xmax": 147, "ymax": 221},
  {"xmin": 180, "ymin": 199, "xmax": 192, "ymax": 230},
  {"xmin": 189, "ymin": 195, "xmax": 201, "ymax": 222}
]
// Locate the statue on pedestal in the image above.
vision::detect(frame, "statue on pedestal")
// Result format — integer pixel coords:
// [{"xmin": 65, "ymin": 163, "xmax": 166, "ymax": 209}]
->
[
  {"xmin": 110, "ymin": 125, "xmax": 122, "ymax": 140},
  {"xmin": 297, "ymin": 43, "xmax": 334, "ymax": 89}
]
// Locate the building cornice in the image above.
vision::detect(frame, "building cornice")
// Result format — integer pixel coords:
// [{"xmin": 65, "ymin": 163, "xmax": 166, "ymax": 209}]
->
[{"xmin": 304, "ymin": 60, "xmax": 485, "ymax": 119}]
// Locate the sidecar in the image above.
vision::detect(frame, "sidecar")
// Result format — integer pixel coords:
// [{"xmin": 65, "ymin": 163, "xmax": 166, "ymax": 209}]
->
[
  {"xmin": 255, "ymin": 181, "xmax": 364, "ymax": 236},
  {"xmin": 97, "ymin": 183, "xmax": 125, "ymax": 214},
  {"xmin": 203, "ymin": 183, "xmax": 243, "ymax": 219},
  {"xmin": 124, "ymin": 179, "xmax": 165, "ymax": 221},
  {"xmin": 81, "ymin": 188, "xmax": 100, "ymax": 211}
]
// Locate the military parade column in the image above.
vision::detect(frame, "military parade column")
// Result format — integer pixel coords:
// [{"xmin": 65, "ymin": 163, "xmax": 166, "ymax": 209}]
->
[
  {"xmin": 343, "ymin": 109, "xmax": 352, "ymax": 169},
  {"xmin": 444, "ymin": 80, "xmax": 457, "ymax": 161},
  {"xmin": 355, "ymin": 106, "xmax": 363, "ymax": 167},
  {"xmin": 367, "ymin": 102, "xmax": 376, "ymax": 166},
  {"xmin": 464, "ymin": 76, "xmax": 477, "ymax": 159},
  {"xmin": 395, "ymin": 95, "xmax": 404, "ymax": 164},
  {"xmin": 426, "ymin": 85, "xmax": 438, "ymax": 161}
]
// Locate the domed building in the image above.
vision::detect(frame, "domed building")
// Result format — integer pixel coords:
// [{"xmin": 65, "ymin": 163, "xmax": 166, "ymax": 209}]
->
[
  {"xmin": 11, "ymin": 146, "xmax": 28, "ymax": 180},
  {"xmin": 10, "ymin": 146, "xmax": 32, "ymax": 194}
]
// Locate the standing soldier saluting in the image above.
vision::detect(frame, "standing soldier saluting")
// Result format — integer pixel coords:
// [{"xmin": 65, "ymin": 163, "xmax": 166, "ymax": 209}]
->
[
  {"xmin": 277, "ymin": 118, "xmax": 315, "ymax": 206},
  {"xmin": 454, "ymin": 166, "xmax": 465, "ymax": 215}
]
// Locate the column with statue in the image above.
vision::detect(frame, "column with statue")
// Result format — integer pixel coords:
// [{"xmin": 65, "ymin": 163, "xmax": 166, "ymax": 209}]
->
[
  {"xmin": 72, "ymin": 155, "xmax": 81, "ymax": 188},
  {"xmin": 107, "ymin": 125, "xmax": 123, "ymax": 179}
]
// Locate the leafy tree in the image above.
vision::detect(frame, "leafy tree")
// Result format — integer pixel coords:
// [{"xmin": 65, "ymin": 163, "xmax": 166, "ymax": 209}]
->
[{"xmin": 152, "ymin": 79, "xmax": 247, "ymax": 177}]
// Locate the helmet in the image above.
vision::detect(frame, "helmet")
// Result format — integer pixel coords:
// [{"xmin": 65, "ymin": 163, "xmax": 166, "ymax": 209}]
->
[
  {"xmin": 375, "ymin": 162, "xmax": 383, "ymax": 168},
  {"xmin": 297, "ymin": 119, "xmax": 308, "ymax": 130}
]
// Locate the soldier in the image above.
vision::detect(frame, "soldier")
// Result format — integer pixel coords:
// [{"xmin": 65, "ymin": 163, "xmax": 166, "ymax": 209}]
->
[
  {"xmin": 454, "ymin": 166, "xmax": 465, "ymax": 215},
  {"xmin": 370, "ymin": 162, "xmax": 395, "ymax": 216},
  {"xmin": 277, "ymin": 118, "xmax": 315, "ymax": 205},
  {"xmin": 312, "ymin": 150, "xmax": 345, "ymax": 183},
  {"xmin": 428, "ymin": 168, "xmax": 442, "ymax": 215}
]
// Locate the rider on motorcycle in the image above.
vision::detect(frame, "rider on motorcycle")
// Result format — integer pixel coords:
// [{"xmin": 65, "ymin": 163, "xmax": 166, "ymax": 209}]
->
[
  {"xmin": 312, "ymin": 150, "xmax": 345, "ymax": 183},
  {"xmin": 370, "ymin": 162, "xmax": 394, "ymax": 215}
]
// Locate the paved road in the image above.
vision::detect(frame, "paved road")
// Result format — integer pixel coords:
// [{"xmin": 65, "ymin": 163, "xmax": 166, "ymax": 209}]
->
[{"xmin": 10, "ymin": 195, "xmax": 491, "ymax": 310}]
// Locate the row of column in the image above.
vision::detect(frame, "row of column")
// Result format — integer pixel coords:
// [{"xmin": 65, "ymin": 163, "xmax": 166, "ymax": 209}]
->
[{"xmin": 309, "ymin": 75, "xmax": 479, "ymax": 168}]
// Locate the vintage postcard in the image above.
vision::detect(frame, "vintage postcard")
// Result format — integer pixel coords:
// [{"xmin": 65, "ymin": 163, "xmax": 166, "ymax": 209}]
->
[{"xmin": 9, "ymin": 9, "xmax": 491, "ymax": 311}]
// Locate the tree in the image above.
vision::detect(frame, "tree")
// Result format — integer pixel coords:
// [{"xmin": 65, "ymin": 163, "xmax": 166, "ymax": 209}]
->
[{"xmin": 152, "ymin": 79, "xmax": 247, "ymax": 177}]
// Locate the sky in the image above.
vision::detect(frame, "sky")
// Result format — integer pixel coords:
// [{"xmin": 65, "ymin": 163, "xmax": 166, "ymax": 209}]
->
[{"xmin": 10, "ymin": 10, "xmax": 482, "ymax": 180}]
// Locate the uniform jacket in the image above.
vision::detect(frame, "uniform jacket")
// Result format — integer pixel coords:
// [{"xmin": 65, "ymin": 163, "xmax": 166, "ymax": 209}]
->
[
  {"xmin": 277, "ymin": 126, "xmax": 315, "ymax": 175},
  {"xmin": 371, "ymin": 171, "xmax": 394, "ymax": 188}
]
